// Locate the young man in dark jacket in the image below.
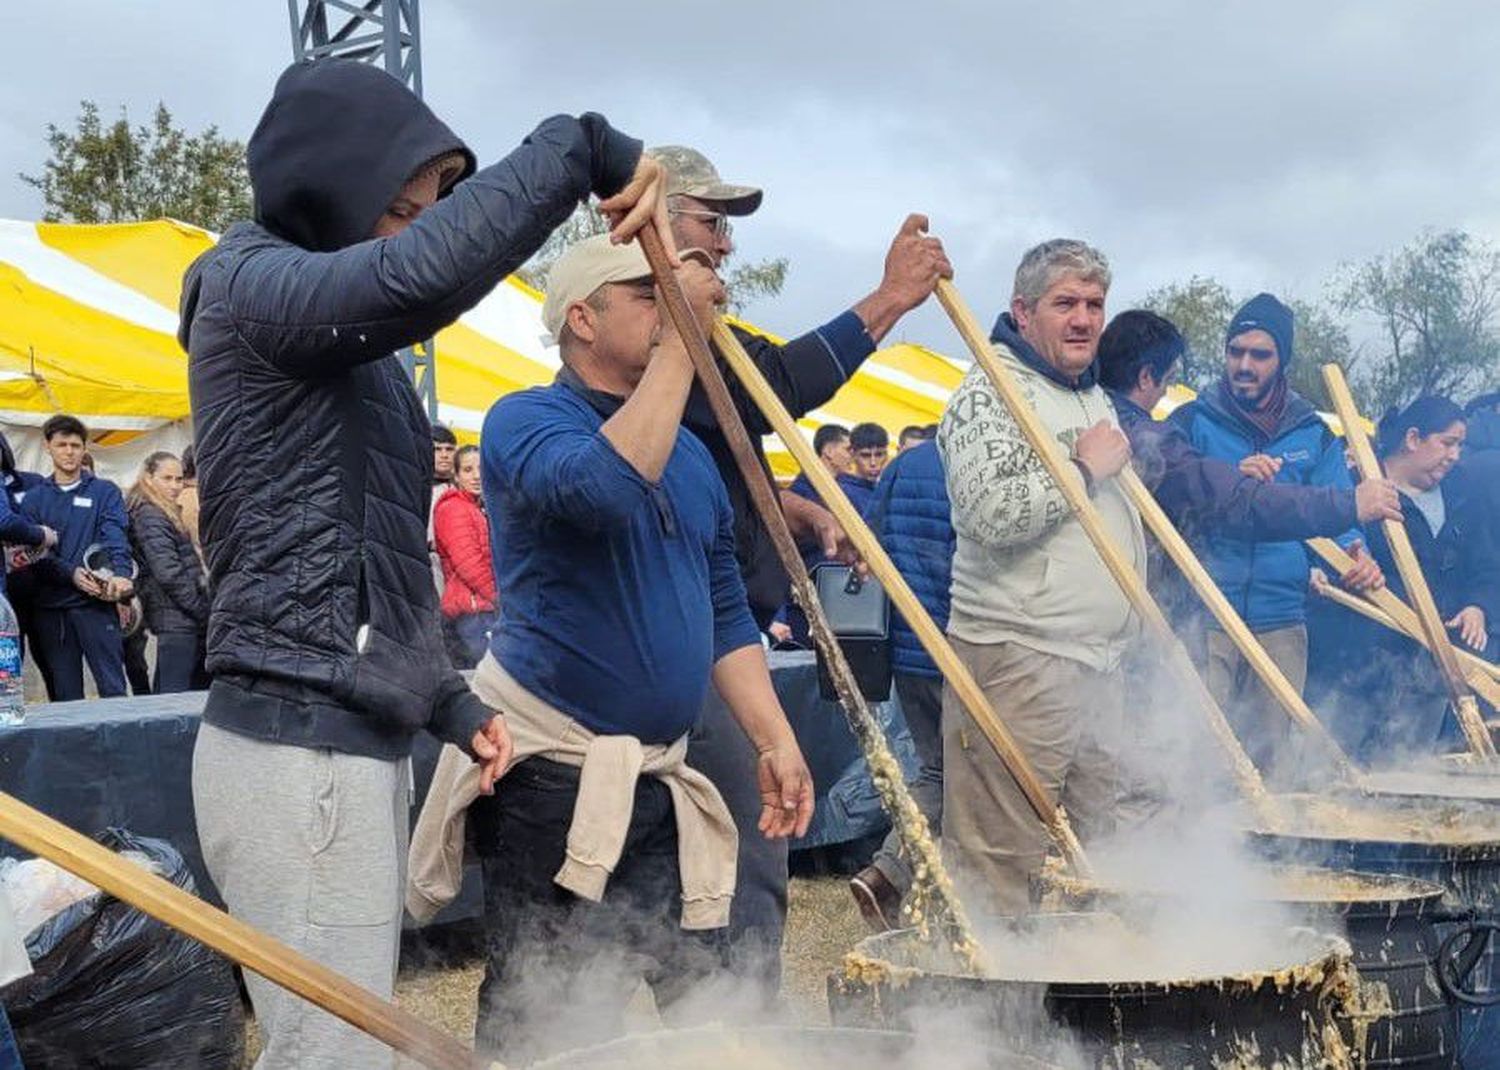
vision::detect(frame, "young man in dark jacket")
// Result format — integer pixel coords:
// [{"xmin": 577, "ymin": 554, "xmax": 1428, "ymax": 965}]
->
[
  {"xmin": 1166, "ymin": 295, "xmax": 1385, "ymax": 781},
  {"xmin": 17, "ymin": 415, "xmax": 132, "ymax": 701},
  {"xmin": 848, "ymin": 438, "xmax": 954, "ymax": 930},
  {"xmin": 180, "ymin": 59, "xmax": 667, "ymax": 1069},
  {"xmin": 651, "ymin": 145, "xmax": 950, "ymax": 995}
]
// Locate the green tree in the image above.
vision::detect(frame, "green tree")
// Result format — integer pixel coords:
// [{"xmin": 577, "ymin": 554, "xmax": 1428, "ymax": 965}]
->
[
  {"xmin": 1282, "ymin": 297, "xmax": 1358, "ymax": 410},
  {"xmin": 722, "ymin": 256, "xmax": 789, "ymax": 317},
  {"xmin": 1141, "ymin": 276, "xmax": 1362, "ymax": 407},
  {"xmin": 1334, "ymin": 229, "xmax": 1500, "ymax": 413},
  {"xmin": 516, "ymin": 205, "xmax": 612, "ymax": 290},
  {"xmin": 518, "ymin": 204, "xmax": 789, "ymax": 315},
  {"xmin": 20, "ymin": 101, "xmax": 251, "ymax": 233},
  {"xmin": 1139, "ymin": 275, "xmax": 1237, "ymax": 389}
]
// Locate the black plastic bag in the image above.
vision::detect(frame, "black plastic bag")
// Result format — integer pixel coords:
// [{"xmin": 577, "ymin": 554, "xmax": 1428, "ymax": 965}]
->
[{"xmin": 4, "ymin": 829, "xmax": 244, "ymax": 1069}]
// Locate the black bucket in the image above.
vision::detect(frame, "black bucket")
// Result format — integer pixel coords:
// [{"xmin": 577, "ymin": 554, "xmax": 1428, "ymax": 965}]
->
[
  {"xmin": 531, "ymin": 1025, "xmax": 1060, "ymax": 1069},
  {"xmin": 1251, "ymin": 792, "xmax": 1500, "ymax": 1069},
  {"xmin": 1046, "ymin": 866, "xmax": 1454, "ymax": 1068},
  {"xmin": 828, "ymin": 915, "xmax": 1355, "ymax": 1068}
]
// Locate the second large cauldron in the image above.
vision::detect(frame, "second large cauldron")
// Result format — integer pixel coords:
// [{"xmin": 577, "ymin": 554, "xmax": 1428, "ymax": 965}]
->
[
  {"xmin": 1251, "ymin": 791, "xmax": 1500, "ymax": 1069},
  {"xmin": 1047, "ymin": 864, "xmax": 1455, "ymax": 1068},
  {"xmin": 828, "ymin": 914, "xmax": 1356, "ymax": 1069}
]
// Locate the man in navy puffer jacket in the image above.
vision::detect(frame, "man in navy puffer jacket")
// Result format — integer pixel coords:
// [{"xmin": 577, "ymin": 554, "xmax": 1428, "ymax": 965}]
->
[
  {"xmin": 1168, "ymin": 294, "xmax": 1384, "ymax": 781},
  {"xmin": 846, "ymin": 439, "xmax": 954, "ymax": 930}
]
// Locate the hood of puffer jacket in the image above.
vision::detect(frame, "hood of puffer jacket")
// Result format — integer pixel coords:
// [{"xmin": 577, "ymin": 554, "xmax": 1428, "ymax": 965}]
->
[
  {"xmin": 178, "ymin": 59, "xmax": 477, "ymax": 353},
  {"xmin": 246, "ymin": 59, "xmax": 475, "ymax": 253}
]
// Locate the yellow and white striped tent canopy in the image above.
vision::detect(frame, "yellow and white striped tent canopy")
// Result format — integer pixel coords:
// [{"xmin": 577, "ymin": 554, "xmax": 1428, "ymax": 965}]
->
[{"xmin": 0, "ymin": 219, "xmax": 964, "ymax": 480}]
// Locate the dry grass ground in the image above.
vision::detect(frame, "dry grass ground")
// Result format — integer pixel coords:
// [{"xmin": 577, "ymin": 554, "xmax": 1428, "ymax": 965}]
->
[{"xmin": 241, "ymin": 876, "xmax": 870, "ymax": 1065}]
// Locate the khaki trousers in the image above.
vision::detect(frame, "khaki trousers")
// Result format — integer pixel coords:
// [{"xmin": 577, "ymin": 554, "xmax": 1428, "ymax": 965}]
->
[
  {"xmin": 942, "ymin": 637, "xmax": 1122, "ymax": 917},
  {"xmin": 1205, "ymin": 624, "xmax": 1307, "ymax": 786}
]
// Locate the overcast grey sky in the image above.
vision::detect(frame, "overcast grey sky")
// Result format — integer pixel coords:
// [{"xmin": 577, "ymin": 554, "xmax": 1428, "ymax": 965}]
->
[{"xmin": 6, "ymin": 2, "xmax": 1499, "ymax": 349}]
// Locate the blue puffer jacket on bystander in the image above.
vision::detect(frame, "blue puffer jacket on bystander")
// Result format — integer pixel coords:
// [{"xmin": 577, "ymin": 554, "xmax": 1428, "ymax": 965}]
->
[{"xmin": 866, "ymin": 441, "xmax": 954, "ymax": 678}]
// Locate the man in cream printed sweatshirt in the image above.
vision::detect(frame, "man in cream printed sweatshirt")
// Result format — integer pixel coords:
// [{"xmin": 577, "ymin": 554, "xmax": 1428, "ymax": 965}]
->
[{"xmin": 937, "ymin": 239, "xmax": 1145, "ymax": 916}]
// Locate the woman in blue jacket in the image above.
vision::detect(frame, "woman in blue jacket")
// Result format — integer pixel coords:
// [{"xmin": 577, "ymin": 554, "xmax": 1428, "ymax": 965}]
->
[{"xmin": 1348, "ymin": 397, "xmax": 1498, "ymax": 758}]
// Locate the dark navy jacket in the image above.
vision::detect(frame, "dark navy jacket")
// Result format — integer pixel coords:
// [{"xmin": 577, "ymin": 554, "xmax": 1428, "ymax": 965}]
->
[
  {"xmin": 787, "ymin": 468, "xmax": 880, "ymax": 517},
  {"xmin": 1459, "ymin": 409, "xmax": 1500, "ymax": 544},
  {"xmin": 0, "ymin": 466, "xmax": 45, "ymax": 598},
  {"xmin": 695, "ymin": 313, "xmax": 875, "ymax": 628},
  {"xmin": 1168, "ymin": 381, "xmax": 1361, "ymax": 630},
  {"xmin": 1364, "ymin": 469, "xmax": 1500, "ymax": 636},
  {"xmin": 866, "ymin": 442, "xmax": 953, "ymax": 678},
  {"xmin": 17, "ymin": 472, "xmax": 131, "ymax": 610}
]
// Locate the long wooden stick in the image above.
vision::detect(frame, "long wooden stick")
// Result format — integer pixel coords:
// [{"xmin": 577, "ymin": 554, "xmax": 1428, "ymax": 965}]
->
[
  {"xmin": 1319, "ymin": 365, "xmax": 1495, "ymax": 757},
  {"xmin": 1310, "ymin": 538, "xmax": 1500, "ymax": 686},
  {"xmin": 0, "ymin": 793, "xmax": 492, "ymax": 1070},
  {"xmin": 707, "ymin": 317, "xmax": 1092, "ymax": 879},
  {"xmin": 635, "ymin": 225, "xmax": 986, "ymax": 965},
  {"xmin": 934, "ymin": 279, "xmax": 1276, "ymax": 819},
  {"xmin": 1309, "ymin": 541, "xmax": 1500, "ymax": 711},
  {"xmin": 1115, "ymin": 465, "xmax": 1364, "ymax": 785}
]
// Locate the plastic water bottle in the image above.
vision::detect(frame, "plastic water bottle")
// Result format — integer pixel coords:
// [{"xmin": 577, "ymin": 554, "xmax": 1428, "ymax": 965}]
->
[{"xmin": 0, "ymin": 591, "xmax": 24, "ymax": 726}]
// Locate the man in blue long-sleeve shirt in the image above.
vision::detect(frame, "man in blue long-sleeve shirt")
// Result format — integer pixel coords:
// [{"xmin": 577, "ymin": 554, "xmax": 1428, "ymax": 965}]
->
[
  {"xmin": 17, "ymin": 415, "xmax": 131, "ymax": 700},
  {"xmin": 471, "ymin": 236, "xmax": 813, "ymax": 1058}
]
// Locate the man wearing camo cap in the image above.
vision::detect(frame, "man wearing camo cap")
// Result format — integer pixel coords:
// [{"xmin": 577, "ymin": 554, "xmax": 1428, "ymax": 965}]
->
[{"xmin": 650, "ymin": 144, "xmax": 952, "ymax": 1004}]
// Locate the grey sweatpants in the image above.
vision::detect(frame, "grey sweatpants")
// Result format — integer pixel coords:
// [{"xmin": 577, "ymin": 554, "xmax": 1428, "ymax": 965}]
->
[{"xmin": 193, "ymin": 722, "xmax": 409, "ymax": 1070}]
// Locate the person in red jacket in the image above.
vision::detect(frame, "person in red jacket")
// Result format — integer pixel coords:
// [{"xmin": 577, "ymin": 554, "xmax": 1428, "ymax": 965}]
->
[{"xmin": 434, "ymin": 445, "xmax": 497, "ymax": 667}]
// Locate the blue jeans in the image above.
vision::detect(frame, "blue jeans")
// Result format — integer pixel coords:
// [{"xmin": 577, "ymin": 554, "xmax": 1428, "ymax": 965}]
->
[
  {"xmin": 154, "ymin": 631, "xmax": 208, "ymax": 693},
  {"xmin": 870, "ymin": 673, "xmax": 945, "ymax": 895}
]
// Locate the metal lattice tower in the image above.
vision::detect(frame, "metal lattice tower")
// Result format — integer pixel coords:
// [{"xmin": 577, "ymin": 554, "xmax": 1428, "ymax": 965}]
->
[{"xmin": 287, "ymin": 0, "xmax": 439, "ymax": 423}]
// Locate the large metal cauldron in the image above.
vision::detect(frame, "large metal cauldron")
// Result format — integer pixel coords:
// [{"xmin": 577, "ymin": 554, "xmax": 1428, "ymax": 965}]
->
[
  {"xmin": 1048, "ymin": 866, "xmax": 1454, "ymax": 1069},
  {"xmin": 1251, "ymin": 792, "xmax": 1500, "ymax": 1069},
  {"xmin": 827, "ymin": 915, "xmax": 1356, "ymax": 1069},
  {"xmin": 532, "ymin": 1025, "xmax": 1060, "ymax": 1069}
]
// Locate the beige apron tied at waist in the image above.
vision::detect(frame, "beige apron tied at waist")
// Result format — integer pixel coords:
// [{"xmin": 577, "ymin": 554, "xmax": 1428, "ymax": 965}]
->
[{"xmin": 407, "ymin": 653, "xmax": 738, "ymax": 930}]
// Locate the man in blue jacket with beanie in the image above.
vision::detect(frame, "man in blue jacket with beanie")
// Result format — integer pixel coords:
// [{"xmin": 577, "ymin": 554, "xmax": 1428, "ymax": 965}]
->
[{"xmin": 1169, "ymin": 294, "xmax": 1384, "ymax": 781}]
